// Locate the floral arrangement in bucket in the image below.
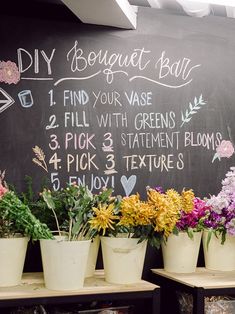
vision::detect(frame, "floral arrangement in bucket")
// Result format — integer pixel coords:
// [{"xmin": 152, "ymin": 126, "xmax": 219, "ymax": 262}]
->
[
  {"xmin": 147, "ymin": 186, "xmax": 207, "ymax": 273},
  {"xmin": 0, "ymin": 170, "xmax": 52, "ymax": 239},
  {"xmin": 201, "ymin": 167, "xmax": 235, "ymax": 271},
  {"xmin": 89, "ymin": 192, "xmax": 158, "ymax": 284},
  {"xmin": 203, "ymin": 166, "xmax": 235, "ymax": 245},
  {"xmin": 37, "ymin": 183, "xmax": 115, "ymax": 290},
  {"xmin": 0, "ymin": 170, "xmax": 52, "ymax": 287}
]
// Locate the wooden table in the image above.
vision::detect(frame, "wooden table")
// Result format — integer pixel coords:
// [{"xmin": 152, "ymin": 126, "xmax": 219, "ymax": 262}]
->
[
  {"xmin": 0, "ymin": 270, "xmax": 160, "ymax": 314},
  {"xmin": 152, "ymin": 267, "xmax": 235, "ymax": 314}
]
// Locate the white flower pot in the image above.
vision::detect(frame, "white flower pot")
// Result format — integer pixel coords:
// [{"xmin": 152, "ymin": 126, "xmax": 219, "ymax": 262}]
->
[
  {"xmin": 85, "ymin": 236, "xmax": 100, "ymax": 278},
  {"xmin": 40, "ymin": 237, "xmax": 91, "ymax": 290},
  {"xmin": 162, "ymin": 231, "xmax": 202, "ymax": 273},
  {"xmin": 101, "ymin": 236, "xmax": 147, "ymax": 284},
  {"xmin": 203, "ymin": 230, "xmax": 235, "ymax": 271},
  {"xmin": 0, "ymin": 236, "xmax": 29, "ymax": 287}
]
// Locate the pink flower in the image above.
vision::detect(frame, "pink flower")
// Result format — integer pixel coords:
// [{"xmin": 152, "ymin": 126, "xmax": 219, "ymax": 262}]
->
[
  {"xmin": 0, "ymin": 184, "xmax": 8, "ymax": 198},
  {"xmin": 0, "ymin": 61, "xmax": 20, "ymax": 84},
  {"xmin": 216, "ymin": 140, "xmax": 234, "ymax": 158}
]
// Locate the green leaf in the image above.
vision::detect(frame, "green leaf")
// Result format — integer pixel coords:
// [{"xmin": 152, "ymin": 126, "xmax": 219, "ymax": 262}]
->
[
  {"xmin": 187, "ymin": 228, "xmax": 194, "ymax": 239},
  {"xmin": 206, "ymin": 229, "xmax": 213, "ymax": 250},
  {"xmin": 221, "ymin": 231, "xmax": 226, "ymax": 245},
  {"xmin": 42, "ymin": 190, "xmax": 56, "ymax": 210}
]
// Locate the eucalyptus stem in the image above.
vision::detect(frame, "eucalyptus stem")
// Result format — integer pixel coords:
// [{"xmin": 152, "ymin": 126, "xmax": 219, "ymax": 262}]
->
[
  {"xmin": 68, "ymin": 208, "xmax": 73, "ymax": 241},
  {"xmin": 50, "ymin": 206, "xmax": 61, "ymax": 237}
]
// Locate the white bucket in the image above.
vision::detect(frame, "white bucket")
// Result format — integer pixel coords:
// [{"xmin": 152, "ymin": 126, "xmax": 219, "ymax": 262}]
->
[
  {"xmin": 203, "ymin": 230, "xmax": 235, "ymax": 271},
  {"xmin": 85, "ymin": 236, "xmax": 100, "ymax": 278},
  {"xmin": 101, "ymin": 236, "xmax": 147, "ymax": 284},
  {"xmin": 40, "ymin": 237, "xmax": 91, "ymax": 290},
  {"xmin": 0, "ymin": 236, "xmax": 29, "ymax": 287},
  {"xmin": 162, "ymin": 231, "xmax": 202, "ymax": 273}
]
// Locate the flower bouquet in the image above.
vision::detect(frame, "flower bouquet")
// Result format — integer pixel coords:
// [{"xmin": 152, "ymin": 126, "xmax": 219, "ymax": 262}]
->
[
  {"xmin": 202, "ymin": 166, "xmax": 235, "ymax": 270},
  {"xmin": 38, "ymin": 183, "xmax": 114, "ymax": 290},
  {"xmin": 146, "ymin": 186, "xmax": 204, "ymax": 273},
  {"xmin": 203, "ymin": 166, "xmax": 235, "ymax": 245},
  {"xmin": 0, "ymin": 170, "xmax": 51, "ymax": 287},
  {"xmin": 89, "ymin": 193, "xmax": 156, "ymax": 284}
]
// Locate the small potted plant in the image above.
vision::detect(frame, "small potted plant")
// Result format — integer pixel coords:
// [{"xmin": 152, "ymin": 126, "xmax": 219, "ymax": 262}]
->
[
  {"xmin": 0, "ymin": 170, "xmax": 52, "ymax": 287},
  {"xmin": 202, "ymin": 166, "xmax": 235, "ymax": 271},
  {"xmin": 38, "ymin": 183, "xmax": 113, "ymax": 290},
  {"xmin": 89, "ymin": 193, "xmax": 157, "ymax": 284}
]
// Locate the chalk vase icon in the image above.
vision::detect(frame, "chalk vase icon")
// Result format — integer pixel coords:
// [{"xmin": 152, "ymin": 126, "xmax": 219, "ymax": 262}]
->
[{"xmin": 18, "ymin": 90, "xmax": 33, "ymax": 108}]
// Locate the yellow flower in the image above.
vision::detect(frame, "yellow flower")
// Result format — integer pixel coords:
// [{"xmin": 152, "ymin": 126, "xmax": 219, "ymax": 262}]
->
[
  {"xmin": 147, "ymin": 188, "xmax": 195, "ymax": 238},
  {"xmin": 119, "ymin": 194, "xmax": 140, "ymax": 227},
  {"xmin": 181, "ymin": 189, "xmax": 195, "ymax": 213},
  {"xmin": 89, "ymin": 203, "xmax": 118, "ymax": 235},
  {"xmin": 147, "ymin": 189, "xmax": 181, "ymax": 238},
  {"xmin": 119, "ymin": 194, "xmax": 156, "ymax": 228},
  {"xmin": 165, "ymin": 189, "xmax": 182, "ymax": 212}
]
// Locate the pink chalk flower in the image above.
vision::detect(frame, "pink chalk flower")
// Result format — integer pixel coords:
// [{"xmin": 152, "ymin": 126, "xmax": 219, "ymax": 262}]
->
[
  {"xmin": 212, "ymin": 140, "xmax": 234, "ymax": 163},
  {"xmin": 216, "ymin": 140, "xmax": 234, "ymax": 158},
  {"xmin": 0, "ymin": 61, "xmax": 20, "ymax": 84}
]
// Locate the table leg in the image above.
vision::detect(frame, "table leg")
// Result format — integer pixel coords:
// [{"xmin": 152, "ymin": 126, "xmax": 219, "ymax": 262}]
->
[
  {"xmin": 152, "ymin": 288, "xmax": 161, "ymax": 314},
  {"xmin": 193, "ymin": 287, "xmax": 205, "ymax": 314}
]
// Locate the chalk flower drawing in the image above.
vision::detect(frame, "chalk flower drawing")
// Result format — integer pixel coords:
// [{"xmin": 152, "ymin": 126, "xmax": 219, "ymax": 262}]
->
[
  {"xmin": 212, "ymin": 140, "xmax": 234, "ymax": 163},
  {"xmin": 180, "ymin": 94, "xmax": 206, "ymax": 127},
  {"xmin": 32, "ymin": 146, "xmax": 48, "ymax": 172},
  {"xmin": 0, "ymin": 61, "xmax": 20, "ymax": 84}
]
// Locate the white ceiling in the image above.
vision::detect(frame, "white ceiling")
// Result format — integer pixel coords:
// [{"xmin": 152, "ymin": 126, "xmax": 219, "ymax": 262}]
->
[
  {"xmin": 59, "ymin": 0, "xmax": 234, "ymax": 30},
  {"xmin": 130, "ymin": 0, "xmax": 232, "ymax": 17}
]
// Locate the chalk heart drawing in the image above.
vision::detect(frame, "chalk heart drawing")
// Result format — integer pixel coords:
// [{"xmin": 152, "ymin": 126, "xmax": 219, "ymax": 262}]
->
[{"xmin": 121, "ymin": 175, "xmax": 137, "ymax": 196}]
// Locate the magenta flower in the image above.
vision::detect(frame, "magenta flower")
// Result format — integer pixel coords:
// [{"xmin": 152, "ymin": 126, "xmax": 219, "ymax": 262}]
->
[
  {"xmin": 0, "ymin": 61, "xmax": 20, "ymax": 84},
  {"xmin": 176, "ymin": 197, "xmax": 209, "ymax": 231}
]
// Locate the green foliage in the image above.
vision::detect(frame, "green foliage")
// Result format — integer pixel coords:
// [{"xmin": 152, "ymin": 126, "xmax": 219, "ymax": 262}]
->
[
  {"xmin": 40, "ymin": 184, "xmax": 114, "ymax": 241},
  {"xmin": 0, "ymin": 191, "xmax": 53, "ymax": 239},
  {"xmin": 205, "ymin": 228, "xmax": 227, "ymax": 249}
]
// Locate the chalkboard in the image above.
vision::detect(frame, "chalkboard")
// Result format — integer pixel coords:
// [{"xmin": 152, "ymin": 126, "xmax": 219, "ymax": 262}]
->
[{"xmin": 0, "ymin": 7, "xmax": 234, "ymax": 200}]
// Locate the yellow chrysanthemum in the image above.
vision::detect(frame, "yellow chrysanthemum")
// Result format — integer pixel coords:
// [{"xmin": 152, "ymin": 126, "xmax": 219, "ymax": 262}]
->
[
  {"xmin": 147, "ymin": 189, "xmax": 182, "ymax": 237},
  {"xmin": 89, "ymin": 203, "xmax": 118, "ymax": 235},
  {"xmin": 165, "ymin": 189, "xmax": 182, "ymax": 212},
  {"xmin": 181, "ymin": 189, "xmax": 195, "ymax": 213},
  {"xmin": 119, "ymin": 194, "xmax": 156, "ymax": 227}
]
